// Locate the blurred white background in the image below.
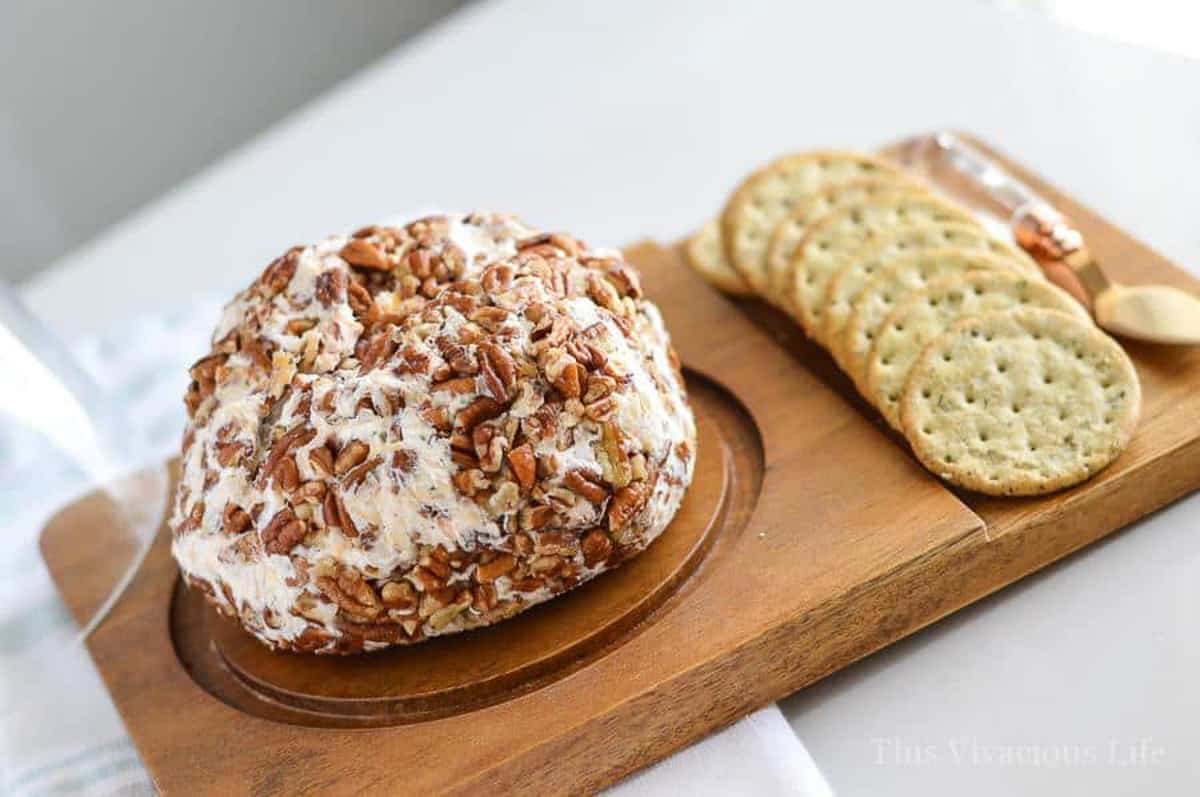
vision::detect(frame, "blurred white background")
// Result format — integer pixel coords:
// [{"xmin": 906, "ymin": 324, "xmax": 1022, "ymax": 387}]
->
[
  {"xmin": 0, "ymin": 0, "xmax": 1195, "ymax": 283},
  {"xmin": 0, "ymin": 0, "xmax": 466, "ymax": 281}
]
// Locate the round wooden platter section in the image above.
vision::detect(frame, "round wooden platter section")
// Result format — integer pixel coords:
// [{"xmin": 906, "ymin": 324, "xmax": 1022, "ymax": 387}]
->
[{"xmin": 172, "ymin": 375, "xmax": 757, "ymax": 727}]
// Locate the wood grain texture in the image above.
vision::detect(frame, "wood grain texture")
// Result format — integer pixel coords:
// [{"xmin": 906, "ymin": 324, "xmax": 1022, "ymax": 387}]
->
[{"xmin": 39, "ymin": 136, "xmax": 1200, "ymax": 795}]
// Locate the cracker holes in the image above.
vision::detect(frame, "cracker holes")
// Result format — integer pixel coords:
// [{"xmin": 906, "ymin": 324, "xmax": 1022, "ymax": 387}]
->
[{"xmin": 997, "ymin": 362, "xmax": 1008, "ymax": 373}]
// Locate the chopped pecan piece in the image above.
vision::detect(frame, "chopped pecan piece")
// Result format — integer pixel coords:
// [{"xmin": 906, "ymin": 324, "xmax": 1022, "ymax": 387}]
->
[
  {"xmin": 432, "ymin": 376, "xmax": 476, "ymax": 395},
  {"xmin": 285, "ymin": 318, "xmax": 316, "ymax": 336},
  {"xmin": 395, "ymin": 345, "xmax": 431, "ymax": 375},
  {"xmin": 222, "ymin": 504, "xmax": 252, "ymax": 535},
  {"xmin": 380, "ymin": 580, "xmax": 418, "ymax": 611},
  {"xmin": 357, "ymin": 328, "xmax": 398, "ymax": 372},
  {"xmin": 340, "ymin": 239, "xmax": 391, "ymax": 271},
  {"xmin": 334, "ymin": 440, "xmax": 369, "ymax": 476},
  {"xmin": 607, "ymin": 481, "xmax": 650, "ymax": 531},
  {"xmin": 322, "ymin": 488, "xmax": 358, "ymax": 537},
  {"xmin": 309, "ymin": 445, "xmax": 335, "ymax": 477},
  {"xmin": 606, "ymin": 264, "xmax": 643, "ymax": 298},
  {"xmin": 392, "ymin": 449, "xmax": 416, "ymax": 473},
  {"xmin": 296, "ymin": 480, "xmax": 327, "ymax": 502},
  {"xmin": 587, "ymin": 272, "xmax": 621, "ymax": 311},
  {"xmin": 316, "ymin": 566, "xmax": 382, "ymax": 622},
  {"xmin": 419, "ymin": 403, "xmax": 452, "ymax": 433},
  {"xmin": 529, "ymin": 555, "xmax": 562, "ymax": 575},
  {"xmin": 519, "ymin": 504, "xmax": 555, "ymax": 530},
  {"xmin": 455, "ymin": 396, "xmax": 503, "ymax": 431},
  {"xmin": 273, "ymin": 455, "xmax": 301, "ymax": 492},
  {"xmin": 542, "ymin": 349, "xmax": 586, "ymax": 399},
  {"xmin": 581, "ymin": 528, "xmax": 614, "ymax": 566},
  {"xmin": 488, "ymin": 481, "xmax": 521, "ymax": 514},
  {"xmin": 473, "ymin": 425, "xmax": 508, "ymax": 472},
  {"xmin": 347, "ymin": 279, "xmax": 373, "ymax": 317},
  {"xmin": 564, "ymin": 469, "xmax": 609, "ymax": 504},
  {"xmin": 472, "ymin": 583, "xmax": 498, "ymax": 612},
  {"xmin": 442, "ymin": 343, "xmax": 478, "ymax": 375},
  {"xmin": 259, "ymin": 249, "xmax": 299, "ymax": 296},
  {"xmin": 452, "ymin": 468, "xmax": 489, "ymax": 497},
  {"xmin": 341, "ymin": 456, "xmax": 382, "ymax": 488},
  {"xmin": 475, "ymin": 553, "xmax": 516, "ymax": 583},
  {"xmin": 261, "ymin": 508, "xmax": 307, "ymax": 554},
  {"xmin": 507, "ymin": 444, "xmax": 537, "ymax": 491},
  {"xmin": 258, "ymin": 424, "xmax": 316, "ymax": 487},
  {"xmin": 215, "ymin": 441, "xmax": 247, "ymax": 468},
  {"xmin": 480, "ymin": 263, "xmax": 514, "ymax": 293},
  {"xmin": 478, "ymin": 342, "xmax": 517, "ymax": 402},
  {"xmin": 471, "ymin": 306, "xmax": 510, "ymax": 332},
  {"xmin": 315, "ymin": 269, "xmax": 347, "ymax": 306}
]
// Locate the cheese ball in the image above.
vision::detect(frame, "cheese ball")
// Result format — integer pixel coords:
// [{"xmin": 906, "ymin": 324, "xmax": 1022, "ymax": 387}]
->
[{"xmin": 170, "ymin": 214, "xmax": 696, "ymax": 653}]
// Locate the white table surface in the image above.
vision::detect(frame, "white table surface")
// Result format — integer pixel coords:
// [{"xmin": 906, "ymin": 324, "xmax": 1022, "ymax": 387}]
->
[{"xmin": 21, "ymin": 0, "xmax": 1200, "ymax": 793}]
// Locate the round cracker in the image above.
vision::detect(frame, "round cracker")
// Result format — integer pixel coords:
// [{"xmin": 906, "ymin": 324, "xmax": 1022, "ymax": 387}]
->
[
  {"xmin": 820, "ymin": 221, "xmax": 1044, "ymax": 350},
  {"xmin": 866, "ymin": 270, "xmax": 1088, "ymax": 430},
  {"xmin": 720, "ymin": 151, "xmax": 904, "ymax": 296},
  {"xmin": 762, "ymin": 177, "xmax": 923, "ymax": 311},
  {"xmin": 839, "ymin": 248, "xmax": 1028, "ymax": 392},
  {"xmin": 789, "ymin": 194, "xmax": 979, "ymax": 342},
  {"xmin": 900, "ymin": 309, "xmax": 1140, "ymax": 496},
  {"xmin": 684, "ymin": 219, "xmax": 754, "ymax": 296}
]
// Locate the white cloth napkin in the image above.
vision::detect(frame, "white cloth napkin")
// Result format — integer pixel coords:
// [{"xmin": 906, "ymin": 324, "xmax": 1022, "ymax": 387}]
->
[{"xmin": 0, "ymin": 300, "xmax": 831, "ymax": 796}]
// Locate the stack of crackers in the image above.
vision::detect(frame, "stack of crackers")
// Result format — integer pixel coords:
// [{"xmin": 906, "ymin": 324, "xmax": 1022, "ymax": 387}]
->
[{"xmin": 686, "ymin": 151, "xmax": 1141, "ymax": 496}]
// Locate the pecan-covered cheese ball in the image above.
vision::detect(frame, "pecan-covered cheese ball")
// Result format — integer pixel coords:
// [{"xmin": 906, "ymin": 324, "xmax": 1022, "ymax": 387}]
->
[{"xmin": 170, "ymin": 214, "xmax": 696, "ymax": 653}]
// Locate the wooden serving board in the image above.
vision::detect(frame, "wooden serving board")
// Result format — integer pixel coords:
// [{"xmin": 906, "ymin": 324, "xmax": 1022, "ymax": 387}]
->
[{"xmin": 40, "ymin": 136, "xmax": 1200, "ymax": 795}]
